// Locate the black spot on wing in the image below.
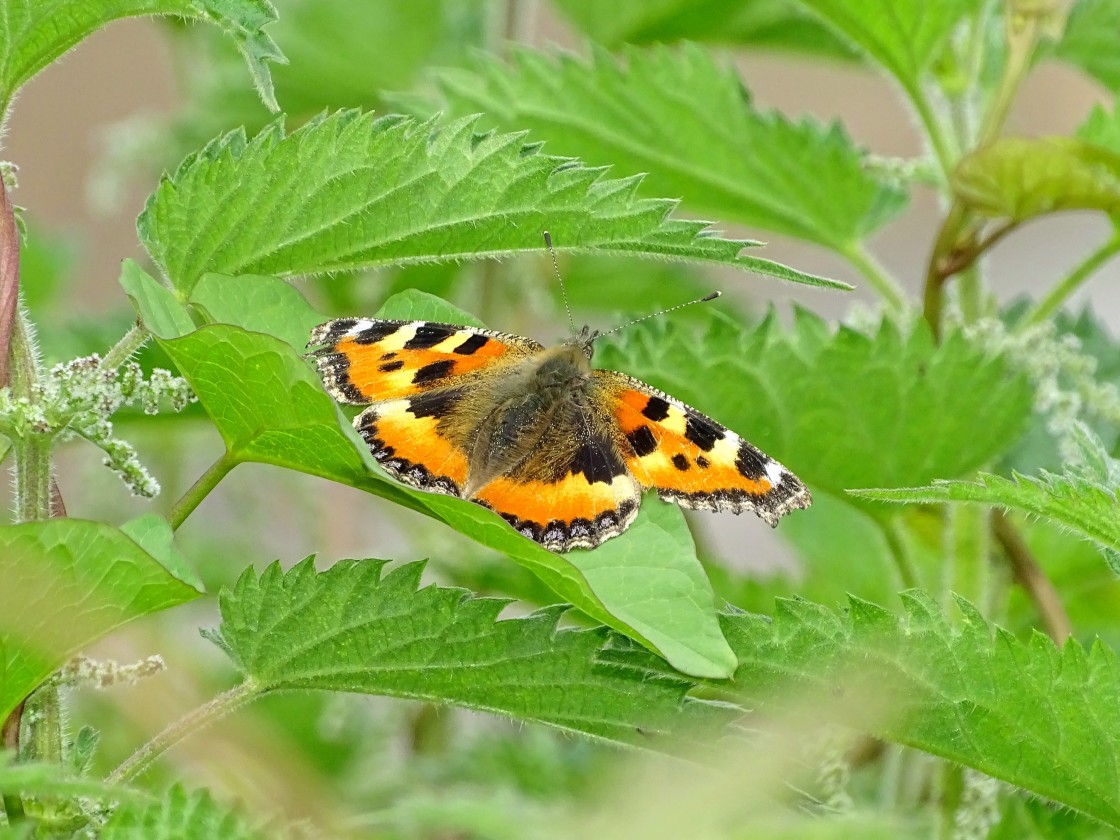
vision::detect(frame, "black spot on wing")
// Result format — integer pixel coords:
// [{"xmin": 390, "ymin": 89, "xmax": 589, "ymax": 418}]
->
[
  {"xmin": 735, "ymin": 440, "xmax": 771, "ymax": 480},
  {"xmin": 696, "ymin": 455, "xmax": 710, "ymax": 469},
  {"xmin": 353, "ymin": 322, "xmax": 401, "ymax": 345},
  {"xmin": 378, "ymin": 360, "xmax": 404, "ymax": 372},
  {"xmin": 684, "ymin": 413, "xmax": 724, "ymax": 452},
  {"xmin": 671, "ymin": 454, "xmax": 690, "ymax": 471},
  {"xmin": 626, "ymin": 425, "xmax": 657, "ymax": 457},
  {"xmin": 413, "ymin": 359, "xmax": 456, "ymax": 384},
  {"xmin": 453, "ymin": 333, "xmax": 489, "ymax": 355},
  {"xmin": 641, "ymin": 396, "xmax": 671, "ymax": 421},
  {"xmin": 570, "ymin": 436, "xmax": 626, "ymax": 485},
  {"xmin": 404, "ymin": 324, "xmax": 457, "ymax": 349},
  {"xmin": 407, "ymin": 388, "xmax": 462, "ymax": 419}
]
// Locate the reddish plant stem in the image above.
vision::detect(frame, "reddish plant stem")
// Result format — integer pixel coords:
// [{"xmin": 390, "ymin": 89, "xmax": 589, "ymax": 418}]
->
[
  {"xmin": 991, "ymin": 510, "xmax": 1072, "ymax": 643},
  {"xmin": 0, "ymin": 176, "xmax": 18, "ymax": 387}
]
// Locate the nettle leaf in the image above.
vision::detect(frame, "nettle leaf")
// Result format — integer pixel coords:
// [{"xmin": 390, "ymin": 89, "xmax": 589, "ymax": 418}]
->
[
  {"xmin": 599, "ymin": 310, "xmax": 1033, "ymax": 512},
  {"xmin": 119, "ymin": 259, "xmax": 195, "ymax": 339},
  {"xmin": 0, "ymin": 0, "xmax": 282, "ymax": 112},
  {"xmin": 1077, "ymin": 102, "xmax": 1120, "ymax": 155},
  {"xmin": 435, "ymin": 45, "xmax": 904, "ymax": 251},
  {"xmin": 102, "ymin": 784, "xmax": 276, "ymax": 840},
  {"xmin": 1053, "ymin": 0, "xmax": 1120, "ymax": 92},
  {"xmin": 0, "ymin": 520, "xmax": 202, "ymax": 720},
  {"xmin": 792, "ymin": 0, "xmax": 970, "ymax": 93},
  {"xmin": 721, "ymin": 593, "xmax": 1120, "ymax": 829},
  {"xmin": 188, "ymin": 273, "xmax": 324, "ymax": 350},
  {"xmin": 952, "ymin": 137, "xmax": 1120, "ymax": 222},
  {"xmin": 552, "ymin": 0, "xmax": 859, "ymax": 59},
  {"xmin": 138, "ymin": 110, "xmax": 839, "ymax": 296},
  {"xmin": 210, "ymin": 558, "xmax": 737, "ymax": 746},
  {"xmin": 152, "ymin": 280, "xmax": 733, "ymax": 678},
  {"xmin": 853, "ymin": 426, "xmax": 1120, "ymax": 564}
]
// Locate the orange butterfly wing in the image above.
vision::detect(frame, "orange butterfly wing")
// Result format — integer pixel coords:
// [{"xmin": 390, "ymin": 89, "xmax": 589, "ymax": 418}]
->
[
  {"xmin": 596, "ymin": 371, "xmax": 811, "ymax": 526},
  {"xmin": 309, "ymin": 318, "xmax": 542, "ymax": 403},
  {"xmin": 309, "ymin": 319, "xmax": 541, "ymax": 497}
]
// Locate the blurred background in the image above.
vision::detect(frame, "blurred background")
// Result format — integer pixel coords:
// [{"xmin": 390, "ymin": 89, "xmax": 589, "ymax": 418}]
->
[{"xmin": 4, "ymin": 2, "xmax": 1118, "ymax": 835}]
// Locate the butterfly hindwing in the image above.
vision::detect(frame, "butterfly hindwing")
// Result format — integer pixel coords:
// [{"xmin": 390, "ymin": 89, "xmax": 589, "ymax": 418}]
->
[
  {"xmin": 469, "ymin": 398, "xmax": 641, "ymax": 551},
  {"xmin": 309, "ymin": 318, "xmax": 543, "ymax": 404},
  {"xmin": 597, "ymin": 371, "xmax": 811, "ymax": 526},
  {"xmin": 355, "ymin": 387, "xmax": 471, "ymax": 497}
]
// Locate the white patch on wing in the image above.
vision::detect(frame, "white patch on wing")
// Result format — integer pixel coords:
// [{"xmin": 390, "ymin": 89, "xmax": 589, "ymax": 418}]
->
[
  {"xmin": 344, "ymin": 318, "xmax": 377, "ymax": 338},
  {"xmin": 367, "ymin": 323, "xmax": 421, "ymax": 352},
  {"xmin": 765, "ymin": 460, "xmax": 785, "ymax": 486}
]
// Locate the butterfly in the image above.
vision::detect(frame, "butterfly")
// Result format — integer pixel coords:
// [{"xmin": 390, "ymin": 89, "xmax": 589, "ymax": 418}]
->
[{"xmin": 308, "ymin": 309, "xmax": 811, "ymax": 552}]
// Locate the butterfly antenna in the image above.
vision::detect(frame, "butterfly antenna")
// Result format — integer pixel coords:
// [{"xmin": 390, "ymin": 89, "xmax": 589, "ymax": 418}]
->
[
  {"xmin": 598, "ymin": 291, "xmax": 722, "ymax": 338},
  {"xmin": 543, "ymin": 231, "xmax": 577, "ymax": 334}
]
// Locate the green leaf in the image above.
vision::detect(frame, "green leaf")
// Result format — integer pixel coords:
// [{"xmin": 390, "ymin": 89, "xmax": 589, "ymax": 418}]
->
[
  {"xmin": 1052, "ymin": 0, "xmax": 1120, "ymax": 92},
  {"xmin": 210, "ymin": 558, "xmax": 738, "ymax": 746},
  {"xmin": 102, "ymin": 784, "xmax": 276, "ymax": 840},
  {"xmin": 374, "ymin": 288, "xmax": 486, "ymax": 327},
  {"xmin": 952, "ymin": 137, "xmax": 1120, "ymax": 222},
  {"xmin": 0, "ymin": 520, "xmax": 202, "ymax": 720},
  {"xmin": 120, "ymin": 514, "xmax": 204, "ymax": 592},
  {"xmin": 0, "ymin": 0, "xmax": 283, "ymax": 113},
  {"xmin": 435, "ymin": 45, "xmax": 905, "ymax": 251},
  {"xmin": 158, "ymin": 321, "xmax": 734, "ymax": 678},
  {"xmin": 722, "ymin": 592, "xmax": 1120, "ymax": 829},
  {"xmin": 792, "ymin": 0, "xmax": 971, "ymax": 94},
  {"xmin": 599, "ymin": 310, "xmax": 1033, "ymax": 512},
  {"xmin": 138, "ymin": 110, "xmax": 841, "ymax": 295},
  {"xmin": 851, "ymin": 425, "xmax": 1120, "ymax": 562},
  {"xmin": 1076, "ymin": 101, "xmax": 1120, "ymax": 155},
  {"xmin": 119, "ymin": 259, "xmax": 194, "ymax": 341},
  {"xmin": 552, "ymin": 0, "xmax": 859, "ymax": 59},
  {"xmin": 188, "ymin": 273, "xmax": 325, "ymax": 349}
]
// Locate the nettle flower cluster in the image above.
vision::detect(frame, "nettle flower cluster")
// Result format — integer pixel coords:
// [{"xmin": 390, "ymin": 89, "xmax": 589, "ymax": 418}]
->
[
  {"xmin": 0, "ymin": 353, "xmax": 194, "ymax": 496},
  {"xmin": 964, "ymin": 317, "xmax": 1120, "ymax": 464}
]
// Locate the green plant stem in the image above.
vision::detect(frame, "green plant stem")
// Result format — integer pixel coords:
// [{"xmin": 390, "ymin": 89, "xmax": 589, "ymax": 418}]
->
[
  {"xmin": 25, "ymin": 685, "xmax": 63, "ymax": 764},
  {"xmin": 166, "ymin": 452, "xmax": 238, "ymax": 531},
  {"xmin": 15, "ymin": 435, "xmax": 52, "ymax": 524},
  {"xmin": 937, "ymin": 761, "xmax": 965, "ymax": 840},
  {"xmin": 881, "ymin": 518, "xmax": 919, "ymax": 590},
  {"xmin": 841, "ymin": 244, "xmax": 908, "ymax": 314},
  {"xmin": 101, "ymin": 321, "xmax": 150, "ymax": 370},
  {"xmin": 975, "ymin": 6, "xmax": 1041, "ymax": 150},
  {"xmin": 106, "ymin": 681, "xmax": 259, "ymax": 784},
  {"xmin": 9, "ymin": 309, "xmax": 52, "ymax": 523},
  {"xmin": 923, "ymin": 203, "xmax": 970, "ymax": 340},
  {"xmin": 948, "ymin": 504, "xmax": 991, "ymax": 614},
  {"xmin": 1022, "ymin": 232, "xmax": 1120, "ymax": 327},
  {"xmin": 903, "ymin": 81, "xmax": 956, "ymax": 181}
]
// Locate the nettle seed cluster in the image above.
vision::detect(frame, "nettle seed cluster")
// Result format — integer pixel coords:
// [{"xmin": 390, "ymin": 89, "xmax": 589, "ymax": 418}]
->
[
  {"xmin": 0, "ymin": 354, "xmax": 194, "ymax": 497},
  {"xmin": 964, "ymin": 317, "xmax": 1120, "ymax": 464}
]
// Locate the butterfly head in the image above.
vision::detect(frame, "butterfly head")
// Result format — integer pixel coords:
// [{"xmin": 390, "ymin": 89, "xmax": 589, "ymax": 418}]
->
[{"xmin": 569, "ymin": 324, "xmax": 600, "ymax": 360}]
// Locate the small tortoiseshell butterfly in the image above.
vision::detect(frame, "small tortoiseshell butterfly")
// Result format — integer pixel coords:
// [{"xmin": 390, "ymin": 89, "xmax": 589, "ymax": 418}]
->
[{"xmin": 309, "ymin": 282, "xmax": 811, "ymax": 551}]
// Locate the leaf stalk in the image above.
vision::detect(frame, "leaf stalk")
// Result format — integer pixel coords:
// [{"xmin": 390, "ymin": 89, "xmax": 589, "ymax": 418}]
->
[
  {"xmin": 107, "ymin": 681, "xmax": 259, "ymax": 785},
  {"xmin": 1022, "ymin": 230, "xmax": 1120, "ymax": 328},
  {"xmin": 167, "ymin": 452, "xmax": 239, "ymax": 531}
]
